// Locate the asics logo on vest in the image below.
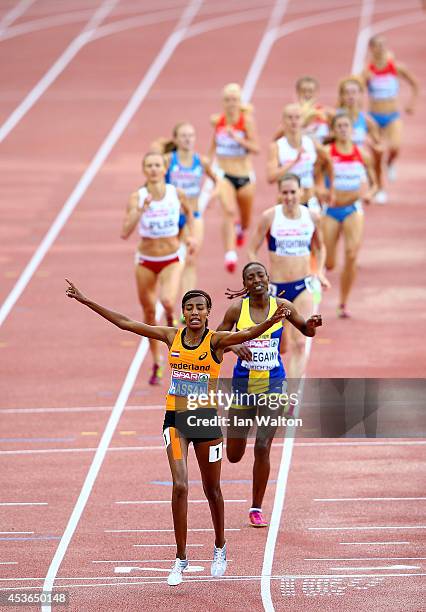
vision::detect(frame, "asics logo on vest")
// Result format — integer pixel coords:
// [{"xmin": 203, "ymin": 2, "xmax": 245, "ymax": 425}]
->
[
  {"xmin": 172, "ymin": 362, "xmax": 210, "ymax": 372},
  {"xmin": 198, "ymin": 352, "xmax": 208, "ymax": 361}
]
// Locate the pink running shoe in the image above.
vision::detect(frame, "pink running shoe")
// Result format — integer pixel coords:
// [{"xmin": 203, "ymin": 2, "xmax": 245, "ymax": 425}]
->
[
  {"xmin": 149, "ymin": 363, "xmax": 163, "ymax": 385},
  {"xmin": 249, "ymin": 510, "xmax": 268, "ymax": 528},
  {"xmin": 337, "ymin": 304, "xmax": 350, "ymax": 319}
]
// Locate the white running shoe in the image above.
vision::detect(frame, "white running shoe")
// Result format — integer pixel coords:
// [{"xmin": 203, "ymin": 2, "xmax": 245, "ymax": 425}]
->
[
  {"xmin": 224, "ymin": 250, "xmax": 238, "ymax": 273},
  {"xmin": 167, "ymin": 558, "xmax": 188, "ymax": 586},
  {"xmin": 387, "ymin": 164, "xmax": 397, "ymax": 182},
  {"xmin": 211, "ymin": 543, "xmax": 227, "ymax": 577},
  {"xmin": 375, "ymin": 190, "xmax": 388, "ymax": 205}
]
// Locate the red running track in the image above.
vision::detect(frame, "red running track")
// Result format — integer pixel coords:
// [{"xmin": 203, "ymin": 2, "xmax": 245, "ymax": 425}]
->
[{"xmin": 0, "ymin": 0, "xmax": 425, "ymax": 610}]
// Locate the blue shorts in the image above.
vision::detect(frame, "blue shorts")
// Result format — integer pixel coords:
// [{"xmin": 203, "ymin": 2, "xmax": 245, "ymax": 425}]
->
[
  {"xmin": 324, "ymin": 201, "xmax": 363, "ymax": 223},
  {"xmin": 369, "ymin": 111, "xmax": 400, "ymax": 129},
  {"xmin": 179, "ymin": 210, "xmax": 201, "ymax": 229},
  {"xmin": 269, "ymin": 277, "xmax": 310, "ymax": 302}
]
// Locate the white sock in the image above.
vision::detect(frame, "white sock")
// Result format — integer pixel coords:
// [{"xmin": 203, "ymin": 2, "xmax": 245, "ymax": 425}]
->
[
  {"xmin": 225, "ymin": 250, "xmax": 237, "ymax": 263},
  {"xmin": 250, "ymin": 507, "xmax": 262, "ymax": 513}
]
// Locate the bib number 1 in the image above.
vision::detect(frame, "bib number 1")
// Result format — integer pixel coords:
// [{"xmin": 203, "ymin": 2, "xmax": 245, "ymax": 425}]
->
[{"xmin": 209, "ymin": 442, "xmax": 223, "ymax": 463}]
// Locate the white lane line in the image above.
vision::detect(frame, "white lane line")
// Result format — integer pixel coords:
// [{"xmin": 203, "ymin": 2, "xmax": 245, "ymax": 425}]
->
[
  {"xmin": 0, "ymin": 0, "xmax": 118, "ymax": 144},
  {"xmin": 105, "ymin": 528, "xmax": 240, "ymax": 532},
  {"xmin": 0, "ymin": 0, "xmax": 263, "ymax": 42},
  {"xmin": 38, "ymin": 3, "xmax": 202, "ymax": 609},
  {"xmin": 93, "ymin": 558, "xmax": 229, "ymax": 563},
  {"xmin": 184, "ymin": 7, "xmax": 270, "ymax": 42},
  {"xmin": 0, "ymin": 502, "xmax": 47, "ymax": 506},
  {"xmin": 310, "ymin": 526, "xmax": 426, "ymax": 531},
  {"xmin": 0, "ymin": 9, "xmax": 96, "ymax": 42},
  {"xmin": 0, "ymin": 405, "xmax": 164, "ymax": 414},
  {"xmin": 339, "ymin": 541, "xmax": 410, "ymax": 545},
  {"xmin": 261, "ymin": 2, "xmax": 375, "ymax": 610},
  {"xmin": 3, "ymin": 573, "xmax": 426, "ymax": 590},
  {"xmin": 296, "ymin": 441, "xmax": 426, "ymax": 446},
  {"xmin": 116, "ymin": 499, "xmax": 247, "ymax": 504},
  {"xmin": 367, "ymin": 10, "xmax": 426, "ymax": 39},
  {"xmin": 351, "ymin": 0, "xmax": 375, "ymax": 73},
  {"xmin": 133, "ymin": 544, "xmax": 203, "ymax": 548},
  {"xmin": 0, "ymin": 569, "xmax": 424, "ymax": 583},
  {"xmin": 0, "ymin": 446, "xmax": 164, "ymax": 456},
  {"xmin": 1, "ymin": 439, "xmax": 425, "ymax": 456},
  {"xmin": 242, "ymin": 0, "xmax": 290, "ymax": 101},
  {"xmin": 280, "ymin": 572, "xmax": 426, "ymax": 579},
  {"xmin": 306, "ymin": 557, "xmax": 426, "ymax": 561},
  {"xmin": 330, "ymin": 564, "xmax": 421, "ymax": 571},
  {"xmin": 0, "ymin": 562, "xmax": 18, "ymax": 565},
  {"xmin": 314, "ymin": 497, "xmax": 426, "ymax": 502},
  {"xmin": 0, "ymin": 0, "xmax": 35, "ymax": 37},
  {"xmin": 0, "ymin": 531, "xmax": 33, "ymax": 534},
  {"xmin": 115, "ymin": 565, "xmax": 204, "ymax": 573},
  {"xmin": 0, "ymin": 0, "xmax": 198, "ymax": 330}
]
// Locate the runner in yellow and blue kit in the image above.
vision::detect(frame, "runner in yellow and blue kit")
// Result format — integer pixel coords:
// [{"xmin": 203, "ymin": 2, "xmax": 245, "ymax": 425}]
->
[
  {"xmin": 217, "ymin": 262, "xmax": 322, "ymax": 527},
  {"xmin": 65, "ymin": 280, "xmax": 290, "ymax": 585}
]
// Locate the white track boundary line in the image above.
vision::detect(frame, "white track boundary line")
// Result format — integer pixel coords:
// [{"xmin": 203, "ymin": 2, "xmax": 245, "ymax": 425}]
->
[
  {"xmin": 39, "ymin": 2, "xmax": 203, "ymax": 609},
  {"xmin": 306, "ymin": 557, "xmax": 426, "ymax": 561},
  {"xmin": 0, "ymin": 502, "xmax": 47, "ymax": 506},
  {"xmin": 0, "ymin": 0, "xmax": 118, "ymax": 144},
  {"xmin": 260, "ymin": 1, "xmax": 376, "ymax": 610},
  {"xmin": 4, "ymin": 572, "xmax": 426, "ymax": 591},
  {"xmin": 314, "ymin": 497, "xmax": 426, "ymax": 502},
  {"xmin": 0, "ymin": 9, "xmax": 96, "ymax": 42},
  {"xmin": 0, "ymin": 0, "xmax": 35, "ymax": 37},
  {"xmin": 368, "ymin": 10, "xmax": 426, "ymax": 36},
  {"xmin": 1, "ymin": 439, "xmax": 425, "ymax": 457},
  {"xmin": 105, "ymin": 528, "xmax": 240, "ymax": 532},
  {"xmin": 116, "ymin": 499, "xmax": 247, "ymax": 504},
  {"xmin": 309, "ymin": 526, "xmax": 426, "ymax": 531},
  {"xmin": 351, "ymin": 0, "xmax": 375, "ymax": 73},
  {"xmin": 340, "ymin": 541, "xmax": 410, "ymax": 545}
]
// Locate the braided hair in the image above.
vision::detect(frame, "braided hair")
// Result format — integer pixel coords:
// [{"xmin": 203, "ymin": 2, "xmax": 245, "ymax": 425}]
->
[
  {"xmin": 182, "ymin": 290, "xmax": 212, "ymax": 326},
  {"xmin": 225, "ymin": 262, "xmax": 269, "ymax": 300}
]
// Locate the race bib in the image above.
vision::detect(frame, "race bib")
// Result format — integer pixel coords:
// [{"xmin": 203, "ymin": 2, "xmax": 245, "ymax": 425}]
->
[
  {"xmin": 168, "ymin": 369, "xmax": 210, "ymax": 397},
  {"xmin": 241, "ymin": 338, "xmax": 280, "ymax": 371}
]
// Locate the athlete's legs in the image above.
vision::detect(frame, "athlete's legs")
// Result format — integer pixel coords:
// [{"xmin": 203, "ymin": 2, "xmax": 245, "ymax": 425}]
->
[
  {"xmin": 287, "ymin": 288, "xmax": 314, "ymax": 379},
  {"xmin": 321, "ymin": 214, "xmax": 341, "ymax": 271},
  {"xmin": 341, "ymin": 211, "xmax": 364, "ymax": 307},
  {"xmin": 252, "ymin": 403, "xmax": 281, "ymax": 509},
  {"xmin": 383, "ymin": 117, "xmax": 403, "ymax": 170},
  {"xmin": 180, "ymin": 217, "xmax": 204, "ymax": 295},
  {"xmin": 158, "ymin": 260, "xmax": 183, "ymax": 326},
  {"xmin": 166, "ymin": 433, "xmax": 190, "ymax": 559},
  {"xmin": 226, "ymin": 407, "xmax": 255, "ymax": 463},
  {"xmin": 218, "ymin": 178, "xmax": 237, "ymax": 253},
  {"xmin": 194, "ymin": 438, "xmax": 225, "ymax": 548},
  {"xmin": 235, "ymin": 181, "xmax": 255, "ymax": 231},
  {"xmin": 252, "ymin": 436, "xmax": 274, "ymax": 509},
  {"xmin": 135, "ymin": 264, "xmax": 161, "ymax": 363},
  {"xmin": 371, "ymin": 143, "xmax": 384, "ymax": 191}
]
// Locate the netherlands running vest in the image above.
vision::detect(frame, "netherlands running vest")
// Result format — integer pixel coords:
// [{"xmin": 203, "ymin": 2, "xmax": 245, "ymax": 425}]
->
[{"xmin": 166, "ymin": 328, "xmax": 221, "ymax": 411}]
